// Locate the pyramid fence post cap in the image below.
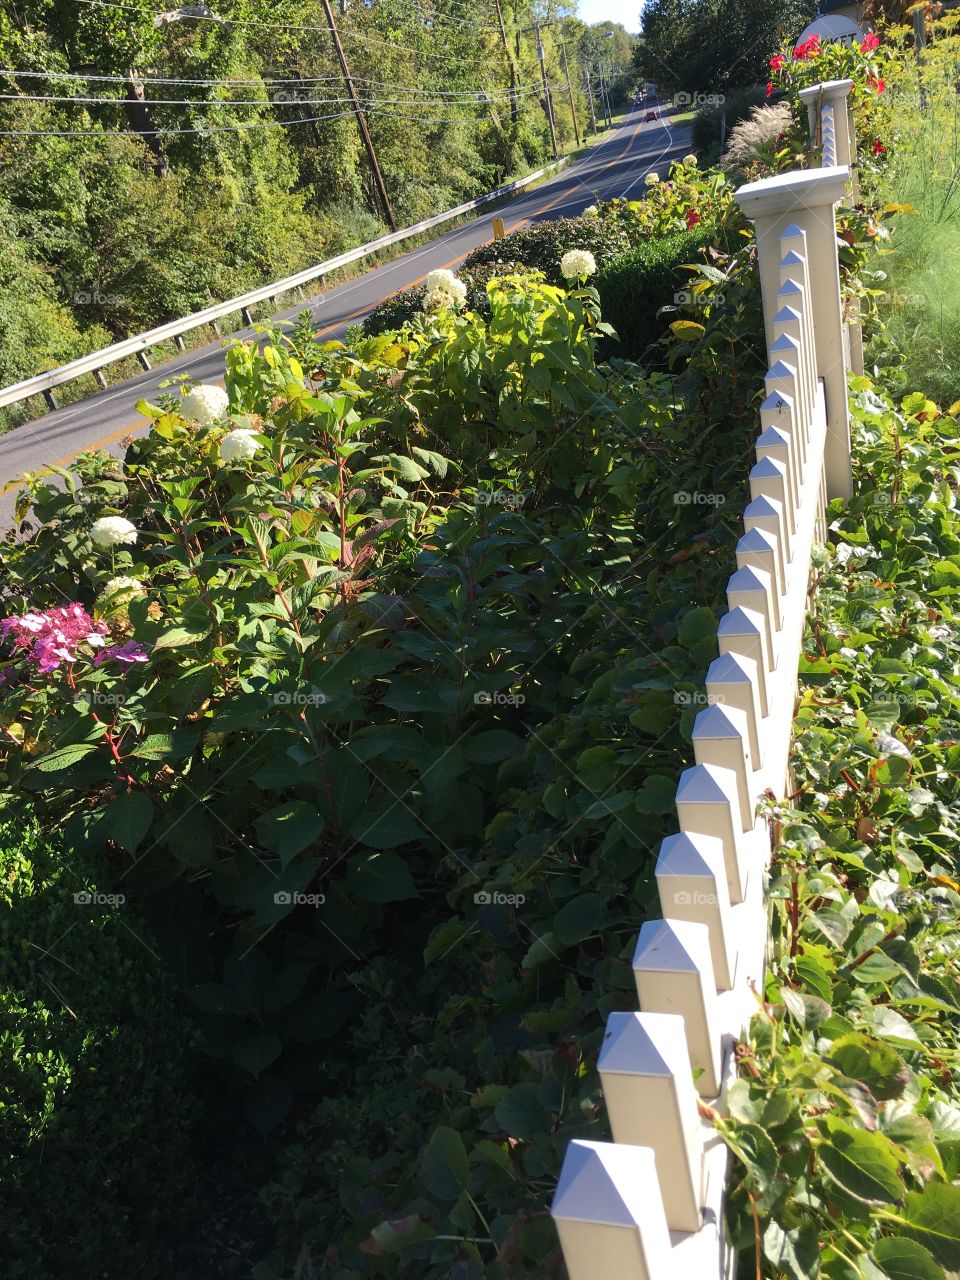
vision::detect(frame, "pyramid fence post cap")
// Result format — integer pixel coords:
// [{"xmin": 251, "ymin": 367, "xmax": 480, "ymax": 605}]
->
[
  {"xmin": 744, "ymin": 494, "xmax": 784, "ymax": 520},
  {"xmin": 728, "ymin": 564, "xmax": 772, "ymax": 593},
  {"xmin": 767, "ymin": 359, "xmax": 797, "ymax": 381},
  {"xmin": 551, "ymin": 1140, "xmax": 661, "ymax": 1227},
  {"xmin": 657, "ymin": 829, "xmax": 727, "ymax": 873},
  {"xmin": 632, "ymin": 916, "xmax": 712, "ymax": 973},
  {"xmin": 780, "ymin": 248, "xmax": 805, "ymax": 267},
  {"xmin": 738, "ymin": 527, "xmax": 778, "ymax": 554},
  {"xmin": 598, "ymin": 1010, "xmax": 689, "ymax": 1077},
  {"xmin": 760, "ymin": 389, "xmax": 793, "ymax": 413},
  {"xmin": 717, "ymin": 604, "xmax": 766, "ymax": 637},
  {"xmin": 706, "ymin": 651, "xmax": 758, "ymax": 683},
  {"xmin": 774, "ymin": 303, "xmax": 802, "ymax": 324},
  {"xmin": 691, "ymin": 702, "xmax": 749, "ymax": 742},
  {"xmin": 756, "ymin": 425, "xmax": 791, "ymax": 448},
  {"xmin": 750, "ymin": 456, "xmax": 787, "ymax": 480},
  {"xmin": 781, "ymin": 221, "xmax": 806, "ymax": 239},
  {"xmin": 676, "ymin": 760, "xmax": 738, "ymax": 803}
]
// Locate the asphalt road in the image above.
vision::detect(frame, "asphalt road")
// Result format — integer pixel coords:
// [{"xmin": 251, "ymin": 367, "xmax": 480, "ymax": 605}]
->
[{"xmin": 0, "ymin": 104, "xmax": 688, "ymax": 523}]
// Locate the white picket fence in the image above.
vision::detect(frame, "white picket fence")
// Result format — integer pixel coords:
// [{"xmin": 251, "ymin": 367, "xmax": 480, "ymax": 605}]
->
[{"xmin": 550, "ymin": 79, "xmax": 858, "ymax": 1280}]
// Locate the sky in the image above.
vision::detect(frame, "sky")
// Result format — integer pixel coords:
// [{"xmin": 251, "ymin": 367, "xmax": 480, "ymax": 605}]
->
[{"xmin": 576, "ymin": 0, "xmax": 642, "ymax": 33}]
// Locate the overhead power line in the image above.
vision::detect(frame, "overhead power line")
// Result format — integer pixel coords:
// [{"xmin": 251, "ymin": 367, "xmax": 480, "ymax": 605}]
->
[{"xmin": 70, "ymin": 0, "xmax": 498, "ymax": 63}]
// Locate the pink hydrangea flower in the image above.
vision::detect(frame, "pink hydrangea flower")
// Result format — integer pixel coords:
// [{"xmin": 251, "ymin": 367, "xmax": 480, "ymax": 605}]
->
[
  {"xmin": 94, "ymin": 641, "xmax": 150, "ymax": 667},
  {"xmin": 1, "ymin": 604, "xmax": 109, "ymax": 672}
]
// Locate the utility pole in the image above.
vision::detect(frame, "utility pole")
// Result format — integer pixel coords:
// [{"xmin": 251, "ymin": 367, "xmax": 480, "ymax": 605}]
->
[
  {"xmin": 492, "ymin": 0, "xmax": 519, "ymax": 122},
  {"xmin": 534, "ymin": 22, "xmax": 559, "ymax": 158},
  {"xmin": 583, "ymin": 66, "xmax": 597, "ymax": 135},
  {"xmin": 319, "ymin": 0, "xmax": 397, "ymax": 230},
  {"xmin": 560, "ymin": 41, "xmax": 581, "ymax": 147}
]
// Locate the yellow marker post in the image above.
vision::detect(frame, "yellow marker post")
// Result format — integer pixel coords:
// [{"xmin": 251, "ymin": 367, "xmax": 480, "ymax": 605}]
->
[{"xmin": 492, "ymin": 216, "xmax": 505, "ymax": 239}]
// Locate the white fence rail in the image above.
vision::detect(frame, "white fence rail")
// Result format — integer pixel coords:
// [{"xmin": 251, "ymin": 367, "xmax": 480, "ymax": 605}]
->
[
  {"xmin": 0, "ymin": 156, "xmax": 573, "ymax": 413},
  {"xmin": 551, "ymin": 81, "xmax": 859, "ymax": 1279}
]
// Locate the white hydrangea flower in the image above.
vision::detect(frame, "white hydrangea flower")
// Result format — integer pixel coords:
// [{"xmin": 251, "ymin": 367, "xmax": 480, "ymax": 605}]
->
[
  {"xmin": 422, "ymin": 287, "xmax": 458, "ymax": 314},
  {"xmin": 220, "ymin": 428, "xmax": 262, "ymax": 463},
  {"xmin": 644, "ymin": 171, "xmax": 660, "ymax": 186},
  {"xmin": 583, "ymin": 204, "xmax": 599, "ymax": 217},
  {"xmin": 448, "ymin": 277, "xmax": 468, "ymax": 303},
  {"xmin": 91, "ymin": 516, "xmax": 138, "ymax": 548},
  {"xmin": 683, "ymin": 153, "xmax": 698, "ymax": 166},
  {"xmin": 180, "ymin": 384, "xmax": 230, "ymax": 425},
  {"xmin": 424, "ymin": 268, "xmax": 459, "ymax": 294},
  {"xmin": 560, "ymin": 249, "xmax": 597, "ymax": 280}
]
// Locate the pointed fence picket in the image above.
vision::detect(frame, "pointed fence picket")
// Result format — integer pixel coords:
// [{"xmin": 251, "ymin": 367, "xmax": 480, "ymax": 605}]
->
[{"xmin": 551, "ymin": 82, "xmax": 862, "ymax": 1278}]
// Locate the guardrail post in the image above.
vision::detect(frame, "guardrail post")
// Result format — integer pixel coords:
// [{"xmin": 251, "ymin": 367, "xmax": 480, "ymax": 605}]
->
[
  {"xmin": 137, "ymin": 351, "xmax": 151, "ymax": 371},
  {"xmin": 735, "ymin": 167, "xmax": 852, "ymax": 500},
  {"xmin": 552, "ymin": 1140, "xmax": 673, "ymax": 1280},
  {"xmin": 598, "ymin": 1012, "xmax": 705, "ymax": 1231}
]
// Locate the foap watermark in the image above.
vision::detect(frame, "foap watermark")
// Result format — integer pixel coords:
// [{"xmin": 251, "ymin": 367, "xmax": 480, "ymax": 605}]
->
[
  {"xmin": 673, "ymin": 689, "xmax": 726, "ymax": 707},
  {"xmin": 474, "ymin": 889, "xmax": 526, "ymax": 906},
  {"xmin": 672, "ymin": 889, "xmax": 717, "ymax": 906},
  {"xmin": 674, "ymin": 91, "xmax": 725, "ymax": 108},
  {"xmin": 79, "ymin": 690, "xmax": 127, "ymax": 708},
  {"xmin": 474, "ymin": 690, "xmax": 526, "ymax": 708},
  {"xmin": 74, "ymin": 890, "xmax": 126, "ymax": 906},
  {"xmin": 476, "ymin": 489, "xmax": 529, "ymax": 510},
  {"xmin": 674, "ymin": 288, "xmax": 723, "ymax": 307},
  {"xmin": 274, "ymin": 890, "xmax": 326, "ymax": 906},
  {"xmin": 74, "ymin": 290, "xmax": 125, "ymax": 307},
  {"xmin": 272, "ymin": 689, "xmax": 330, "ymax": 707},
  {"xmin": 673, "ymin": 490, "xmax": 726, "ymax": 507}
]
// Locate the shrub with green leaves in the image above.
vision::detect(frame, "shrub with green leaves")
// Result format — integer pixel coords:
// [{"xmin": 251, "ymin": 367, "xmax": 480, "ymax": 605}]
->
[
  {"xmin": 0, "ymin": 816, "xmax": 197, "ymax": 1279},
  {"xmin": 718, "ymin": 380, "xmax": 960, "ymax": 1278}
]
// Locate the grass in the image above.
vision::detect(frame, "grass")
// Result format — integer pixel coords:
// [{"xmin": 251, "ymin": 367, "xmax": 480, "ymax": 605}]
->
[{"xmin": 870, "ymin": 35, "xmax": 960, "ymax": 406}]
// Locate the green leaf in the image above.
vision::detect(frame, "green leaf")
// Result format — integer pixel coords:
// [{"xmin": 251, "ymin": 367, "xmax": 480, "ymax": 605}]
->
[
  {"xmin": 153, "ymin": 623, "xmax": 210, "ymax": 650},
  {"xmin": 349, "ymin": 806, "xmax": 422, "ymax": 850},
  {"xmin": 818, "ymin": 1117, "xmax": 904, "ymax": 1205},
  {"xmin": 677, "ymin": 606, "xmax": 718, "ymax": 647},
  {"xmin": 29, "ymin": 742, "xmax": 98, "ymax": 772},
  {"xmin": 781, "ymin": 985, "xmax": 832, "ymax": 1029},
  {"xmin": 420, "ymin": 1126, "xmax": 469, "ymax": 1201},
  {"xmin": 871, "ymin": 1237, "xmax": 943, "ymax": 1280},
  {"xmin": 554, "ymin": 893, "xmax": 602, "ymax": 946},
  {"xmin": 829, "ymin": 1034, "xmax": 909, "ymax": 1102},
  {"xmin": 633, "ymin": 774, "xmax": 678, "ymax": 814},
  {"xmin": 363, "ymin": 1215, "xmax": 437, "ymax": 1256},
  {"xmin": 244, "ymin": 1074, "xmax": 292, "ymax": 1135},
  {"xmin": 255, "ymin": 801, "xmax": 324, "ymax": 868},
  {"xmin": 494, "ymin": 1083, "xmax": 551, "ymax": 1140},
  {"xmin": 231, "ymin": 1032, "xmax": 282, "ymax": 1079},
  {"xmin": 724, "ymin": 1122, "xmax": 779, "ymax": 1194},
  {"xmin": 100, "ymin": 790, "xmax": 153, "ymax": 855},
  {"xmin": 903, "ymin": 1184, "xmax": 960, "ymax": 1268},
  {"xmin": 763, "ymin": 1222, "xmax": 820, "ymax": 1280},
  {"xmin": 133, "ymin": 730, "xmax": 201, "ymax": 760},
  {"xmin": 464, "ymin": 730, "xmax": 525, "ymax": 764},
  {"xmin": 347, "ymin": 851, "xmax": 418, "ymax": 904}
]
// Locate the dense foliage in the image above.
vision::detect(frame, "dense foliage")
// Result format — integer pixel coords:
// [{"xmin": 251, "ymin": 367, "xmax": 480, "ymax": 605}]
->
[
  {"xmin": 0, "ymin": 816, "xmax": 197, "ymax": 1278},
  {"xmin": 636, "ymin": 0, "xmax": 816, "ymax": 96},
  {"xmin": 0, "ymin": 2, "xmax": 637, "ymax": 411},
  {"xmin": 0, "ymin": 234, "xmax": 768, "ymax": 1272},
  {"xmin": 721, "ymin": 381, "xmax": 960, "ymax": 1278}
]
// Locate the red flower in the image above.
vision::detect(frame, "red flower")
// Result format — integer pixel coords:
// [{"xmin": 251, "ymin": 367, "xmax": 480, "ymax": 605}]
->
[
  {"xmin": 873, "ymin": 139, "xmax": 885, "ymax": 155},
  {"xmin": 861, "ymin": 32, "xmax": 880, "ymax": 52},
  {"xmin": 793, "ymin": 35, "xmax": 821, "ymax": 61},
  {"xmin": 770, "ymin": 53, "xmax": 786, "ymax": 71},
  {"xmin": 868, "ymin": 75, "xmax": 886, "ymax": 93},
  {"xmin": 686, "ymin": 210, "xmax": 701, "ymax": 229},
  {"xmin": 766, "ymin": 81, "xmax": 775, "ymax": 99}
]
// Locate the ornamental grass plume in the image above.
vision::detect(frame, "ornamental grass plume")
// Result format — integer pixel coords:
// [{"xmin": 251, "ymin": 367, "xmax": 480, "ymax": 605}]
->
[
  {"xmin": 720, "ymin": 102, "xmax": 793, "ymax": 174},
  {"xmin": 180, "ymin": 383, "xmax": 230, "ymax": 424},
  {"xmin": 560, "ymin": 249, "xmax": 597, "ymax": 281},
  {"xmin": 90, "ymin": 516, "xmax": 138, "ymax": 548}
]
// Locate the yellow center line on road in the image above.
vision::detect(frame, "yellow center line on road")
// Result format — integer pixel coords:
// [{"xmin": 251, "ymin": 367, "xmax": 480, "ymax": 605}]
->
[{"xmin": 43, "ymin": 115, "xmax": 649, "ymax": 472}]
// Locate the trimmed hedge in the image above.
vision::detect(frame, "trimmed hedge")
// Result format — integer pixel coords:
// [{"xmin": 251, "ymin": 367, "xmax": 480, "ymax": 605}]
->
[
  {"xmin": 0, "ymin": 817, "xmax": 198, "ymax": 1279},
  {"xmin": 594, "ymin": 226, "xmax": 720, "ymax": 362},
  {"xmin": 364, "ymin": 219, "xmax": 723, "ymax": 363}
]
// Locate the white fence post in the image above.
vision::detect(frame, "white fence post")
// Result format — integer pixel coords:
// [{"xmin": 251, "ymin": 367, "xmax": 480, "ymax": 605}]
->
[
  {"xmin": 598, "ymin": 1012, "xmax": 705, "ymax": 1231},
  {"xmin": 735, "ymin": 167, "xmax": 852, "ymax": 499},
  {"xmin": 675, "ymin": 762, "xmax": 751, "ymax": 905},
  {"xmin": 632, "ymin": 918, "xmax": 723, "ymax": 1098},
  {"xmin": 656, "ymin": 832, "xmax": 737, "ymax": 989},
  {"xmin": 552, "ymin": 1141, "xmax": 673, "ymax": 1280}
]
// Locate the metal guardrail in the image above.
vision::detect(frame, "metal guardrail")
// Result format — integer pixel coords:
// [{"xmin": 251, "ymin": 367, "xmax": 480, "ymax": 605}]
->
[{"xmin": 0, "ymin": 154, "xmax": 571, "ymax": 413}]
